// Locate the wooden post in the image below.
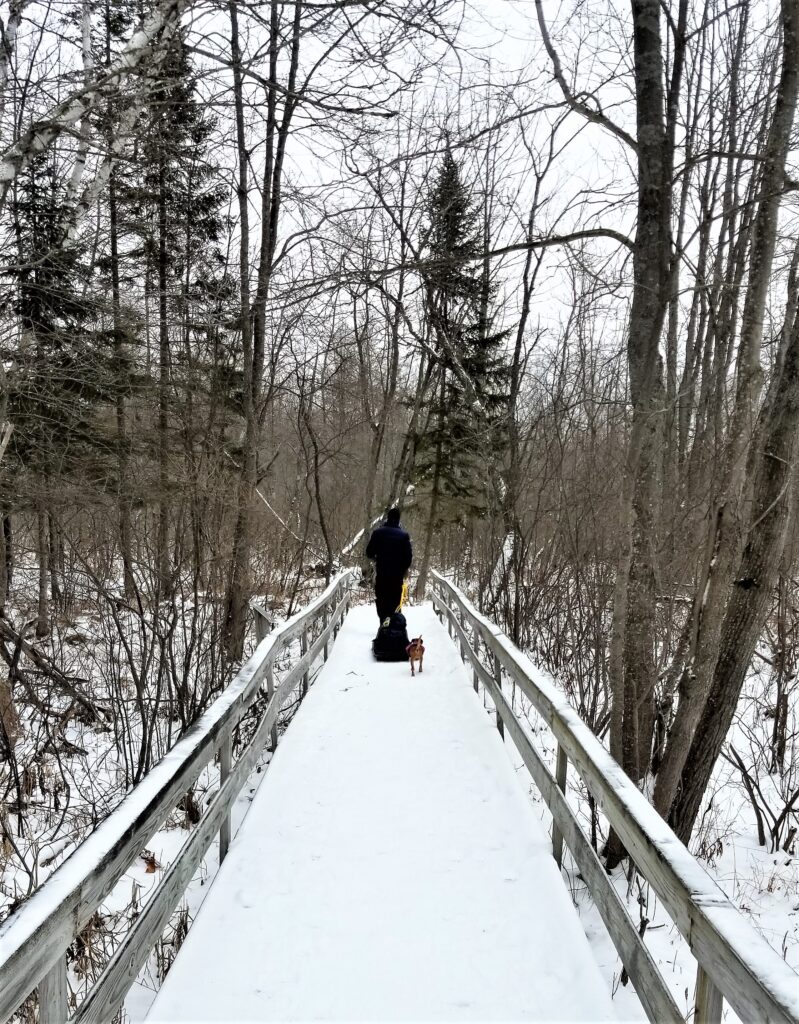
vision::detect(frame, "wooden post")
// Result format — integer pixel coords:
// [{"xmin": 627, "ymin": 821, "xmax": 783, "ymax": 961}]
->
[
  {"xmin": 552, "ymin": 743, "xmax": 568, "ymax": 869},
  {"xmin": 323, "ymin": 606, "xmax": 330, "ymax": 661},
  {"xmin": 694, "ymin": 966, "xmax": 723, "ymax": 1024},
  {"xmin": 300, "ymin": 628, "xmax": 309, "ymax": 697},
  {"xmin": 219, "ymin": 730, "xmax": 232, "ymax": 862},
  {"xmin": 458, "ymin": 610, "xmax": 466, "ymax": 662},
  {"xmin": 38, "ymin": 957, "xmax": 67, "ymax": 1024},
  {"xmin": 251, "ymin": 600, "xmax": 276, "ymax": 644},
  {"xmin": 266, "ymin": 663, "xmax": 278, "ymax": 752},
  {"xmin": 493, "ymin": 652, "xmax": 504, "ymax": 740},
  {"xmin": 472, "ymin": 666, "xmax": 479, "ymax": 693}
]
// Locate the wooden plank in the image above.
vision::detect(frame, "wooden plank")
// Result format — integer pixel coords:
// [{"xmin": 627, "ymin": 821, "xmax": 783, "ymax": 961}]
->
[
  {"xmin": 430, "ymin": 571, "xmax": 799, "ymax": 1024},
  {"xmin": 219, "ymin": 730, "xmax": 232, "ymax": 862},
  {"xmin": 301, "ymin": 629, "xmax": 309, "ymax": 697},
  {"xmin": 72, "ymin": 648, "xmax": 307, "ymax": 1024},
  {"xmin": 251, "ymin": 601, "xmax": 273, "ymax": 644},
  {"xmin": 432, "ymin": 591, "xmax": 503, "ymax": 739},
  {"xmin": 431, "ymin": 594, "xmax": 493, "ymax": 690},
  {"xmin": 0, "ymin": 572, "xmax": 354, "ymax": 1023},
  {"xmin": 73, "ymin": 796, "xmax": 226, "ymax": 1024},
  {"xmin": 2, "ymin": 711, "xmax": 235, "ymax": 1019},
  {"xmin": 280, "ymin": 595, "xmax": 348, "ymax": 692},
  {"xmin": 552, "ymin": 744, "xmax": 567, "ymax": 869},
  {"xmin": 71, "ymin": 592, "xmax": 350, "ymax": 1024},
  {"xmin": 266, "ymin": 664, "xmax": 278, "ymax": 752},
  {"xmin": 492, "ymin": 651, "xmax": 504, "ymax": 740},
  {"xmin": 694, "ymin": 965, "xmax": 723, "ymax": 1024},
  {"xmin": 38, "ymin": 957, "xmax": 68, "ymax": 1024},
  {"xmin": 480, "ymin": 670, "xmax": 684, "ymax": 1024}
]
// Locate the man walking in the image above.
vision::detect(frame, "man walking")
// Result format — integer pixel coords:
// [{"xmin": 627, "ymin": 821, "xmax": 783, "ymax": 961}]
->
[{"xmin": 365, "ymin": 507, "xmax": 412, "ymax": 623}]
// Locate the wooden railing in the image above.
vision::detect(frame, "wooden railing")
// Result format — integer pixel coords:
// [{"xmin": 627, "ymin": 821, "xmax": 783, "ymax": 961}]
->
[
  {"xmin": 0, "ymin": 571, "xmax": 354, "ymax": 1024},
  {"xmin": 431, "ymin": 571, "xmax": 799, "ymax": 1024}
]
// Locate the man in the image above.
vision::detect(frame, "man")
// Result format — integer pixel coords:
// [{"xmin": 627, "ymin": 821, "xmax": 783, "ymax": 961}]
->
[{"xmin": 365, "ymin": 507, "xmax": 412, "ymax": 622}]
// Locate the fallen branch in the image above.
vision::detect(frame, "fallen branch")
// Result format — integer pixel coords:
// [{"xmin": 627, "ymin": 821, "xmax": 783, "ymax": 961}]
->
[{"xmin": 0, "ymin": 617, "xmax": 107, "ymax": 723}]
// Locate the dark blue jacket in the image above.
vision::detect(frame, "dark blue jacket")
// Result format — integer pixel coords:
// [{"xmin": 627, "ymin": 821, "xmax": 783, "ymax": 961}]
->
[{"xmin": 365, "ymin": 523, "xmax": 412, "ymax": 580}]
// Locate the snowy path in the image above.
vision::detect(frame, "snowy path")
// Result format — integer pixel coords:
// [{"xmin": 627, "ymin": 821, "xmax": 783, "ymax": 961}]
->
[{"xmin": 147, "ymin": 602, "xmax": 616, "ymax": 1022}]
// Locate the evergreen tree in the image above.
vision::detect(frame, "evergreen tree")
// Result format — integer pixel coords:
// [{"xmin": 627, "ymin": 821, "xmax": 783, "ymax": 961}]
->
[
  {"xmin": 415, "ymin": 149, "xmax": 509, "ymax": 526},
  {"xmin": 116, "ymin": 28, "xmax": 232, "ymax": 595},
  {"xmin": 8, "ymin": 160, "xmax": 111, "ymax": 478},
  {"xmin": 3, "ymin": 154, "xmax": 113, "ymax": 631}
]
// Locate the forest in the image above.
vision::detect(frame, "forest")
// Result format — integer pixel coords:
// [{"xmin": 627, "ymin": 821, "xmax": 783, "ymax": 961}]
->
[{"xmin": 0, "ymin": 0, "xmax": 798, "ymax": 1016}]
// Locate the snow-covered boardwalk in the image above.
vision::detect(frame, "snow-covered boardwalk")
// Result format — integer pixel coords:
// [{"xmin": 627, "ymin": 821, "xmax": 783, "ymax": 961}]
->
[{"xmin": 147, "ymin": 603, "xmax": 615, "ymax": 1022}]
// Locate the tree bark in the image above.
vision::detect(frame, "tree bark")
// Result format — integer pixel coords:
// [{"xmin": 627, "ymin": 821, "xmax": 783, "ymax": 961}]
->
[
  {"xmin": 105, "ymin": 2, "xmax": 135, "ymax": 601},
  {"xmin": 156, "ymin": 152, "xmax": 171, "ymax": 598},
  {"xmin": 669, "ymin": 282, "xmax": 799, "ymax": 840},
  {"xmin": 36, "ymin": 500, "xmax": 50, "ymax": 638},
  {"xmin": 611, "ymin": 0, "xmax": 673, "ymax": 788},
  {"xmin": 415, "ymin": 374, "xmax": 446, "ymax": 599},
  {"xmin": 654, "ymin": 0, "xmax": 799, "ymax": 819},
  {"xmin": 224, "ymin": 0, "xmax": 301, "ymax": 658},
  {"xmin": 0, "ymin": 0, "xmax": 188, "ymax": 212},
  {"xmin": 0, "ymin": 673, "xmax": 20, "ymax": 758}
]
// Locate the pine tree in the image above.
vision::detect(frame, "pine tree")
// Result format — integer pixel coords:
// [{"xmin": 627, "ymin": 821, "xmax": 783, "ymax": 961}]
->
[
  {"xmin": 4, "ymin": 155, "xmax": 112, "ymax": 632},
  {"xmin": 116, "ymin": 28, "xmax": 231, "ymax": 596},
  {"xmin": 416, "ymin": 149, "xmax": 509, "ymax": 523},
  {"xmin": 413, "ymin": 148, "xmax": 509, "ymax": 595}
]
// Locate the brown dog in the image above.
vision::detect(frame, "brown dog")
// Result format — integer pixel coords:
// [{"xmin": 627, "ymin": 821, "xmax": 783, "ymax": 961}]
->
[{"xmin": 406, "ymin": 636, "xmax": 424, "ymax": 676}]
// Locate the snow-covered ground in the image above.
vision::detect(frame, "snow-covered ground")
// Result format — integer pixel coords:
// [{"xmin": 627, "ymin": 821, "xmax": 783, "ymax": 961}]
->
[
  {"xmin": 147, "ymin": 603, "xmax": 617, "ymax": 1022},
  {"xmin": 483, "ymin": 649, "xmax": 799, "ymax": 1024},
  {"xmin": 3, "ymin": 586, "xmax": 795, "ymax": 1022}
]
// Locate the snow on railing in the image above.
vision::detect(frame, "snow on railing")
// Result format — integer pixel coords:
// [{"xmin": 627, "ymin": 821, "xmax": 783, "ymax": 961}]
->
[
  {"xmin": 0, "ymin": 571, "xmax": 354, "ymax": 1024},
  {"xmin": 431, "ymin": 571, "xmax": 799, "ymax": 1024}
]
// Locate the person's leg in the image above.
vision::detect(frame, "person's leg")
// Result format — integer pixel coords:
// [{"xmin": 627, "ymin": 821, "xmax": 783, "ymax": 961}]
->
[
  {"xmin": 375, "ymin": 578, "xmax": 391, "ymax": 621},
  {"xmin": 384, "ymin": 576, "xmax": 403, "ymax": 616},
  {"xmin": 375, "ymin": 575, "xmax": 403, "ymax": 622}
]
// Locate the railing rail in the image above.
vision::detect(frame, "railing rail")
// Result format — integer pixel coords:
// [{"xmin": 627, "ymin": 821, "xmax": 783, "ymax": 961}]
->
[
  {"xmin": 431, "ymin": 571, "xmax": 799, "ymax": 1024},
  {"xmin": 0, "ymin": 571, "xmax": 354, "ymax": 1024}
]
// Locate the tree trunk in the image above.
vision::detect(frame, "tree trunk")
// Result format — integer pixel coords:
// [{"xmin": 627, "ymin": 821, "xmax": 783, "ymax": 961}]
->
[
  {"xmin": 48, "ymin": 511, "xmax": 63, "ymax": 611},
  {"xmin": 0, "ymin": 673, "xmax": 20, "ymax": 758},
  {"xmin": 415, "ymin": 376, "xmax": 446, "ymax": 599},
  {"xmin": 770, "ymin": 571, "xmax": 790, "ymax": 774},
  {"xmin": 224, "ymin": 0, "xmax": 302, "ymax": 658},
  {"xmin": 668, "ymin": 226, "xmax": 799, "ymax": 842},
  {"xmin": 654, "ymin": 0, "xmax": 799, "ymax": 820},
  {"xmin": 223, "ymin": 0, "xmax": 255, "ymax": 659},
  {"xmin": 609, "ymin": 0, "xmax": 672, "ymax": 793},
  {"xmin": 108, "ymin": 150, "xmax": 135, "ymax": 600},
  {"xmin": 0, "ymin": 507, "xmax": 9, "ymax": 612},
  {"xmin": 36, "ymin": 499, "xmax": 50, "ymax": 638},
  {"xmin": 156, "ymin": 154, "xmax": 171, "ymax": 598}
]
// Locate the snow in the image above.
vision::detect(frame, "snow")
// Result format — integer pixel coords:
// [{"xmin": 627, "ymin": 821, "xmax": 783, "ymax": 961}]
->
[
  {"xmin": 433, "ymin": 573, "xmax": 774, "ymax": 904},
  {"xmin": 146, "ymin": 602, "xmax": 617, "ymax": 1022},
  {"xmin": 430, "ymin": 573, "xmax": 799, "ymax": 1022},
  {"xmin": 0, "ymin": 572, "xmax": 350, "ymax": 1021}
]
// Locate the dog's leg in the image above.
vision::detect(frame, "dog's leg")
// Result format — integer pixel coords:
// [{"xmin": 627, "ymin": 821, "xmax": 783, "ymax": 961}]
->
[
  {"xmin": 419, "ymin": 653, "xmax": 423, "ymax": 674},
  {"xmin": 410, "ymin": 660, "xmax": 415, "ymax": 676}
]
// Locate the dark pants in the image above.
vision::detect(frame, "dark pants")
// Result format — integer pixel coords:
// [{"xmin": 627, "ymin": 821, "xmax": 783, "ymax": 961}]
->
[{"xmin": 375, "ymin": 575, "xmax": 403, "ymax": 622}]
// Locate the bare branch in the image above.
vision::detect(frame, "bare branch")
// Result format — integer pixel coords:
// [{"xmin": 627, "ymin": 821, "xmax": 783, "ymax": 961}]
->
[{"xmin": 533, "ymin": 0, "xmax": 638, "ymax": 152}]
